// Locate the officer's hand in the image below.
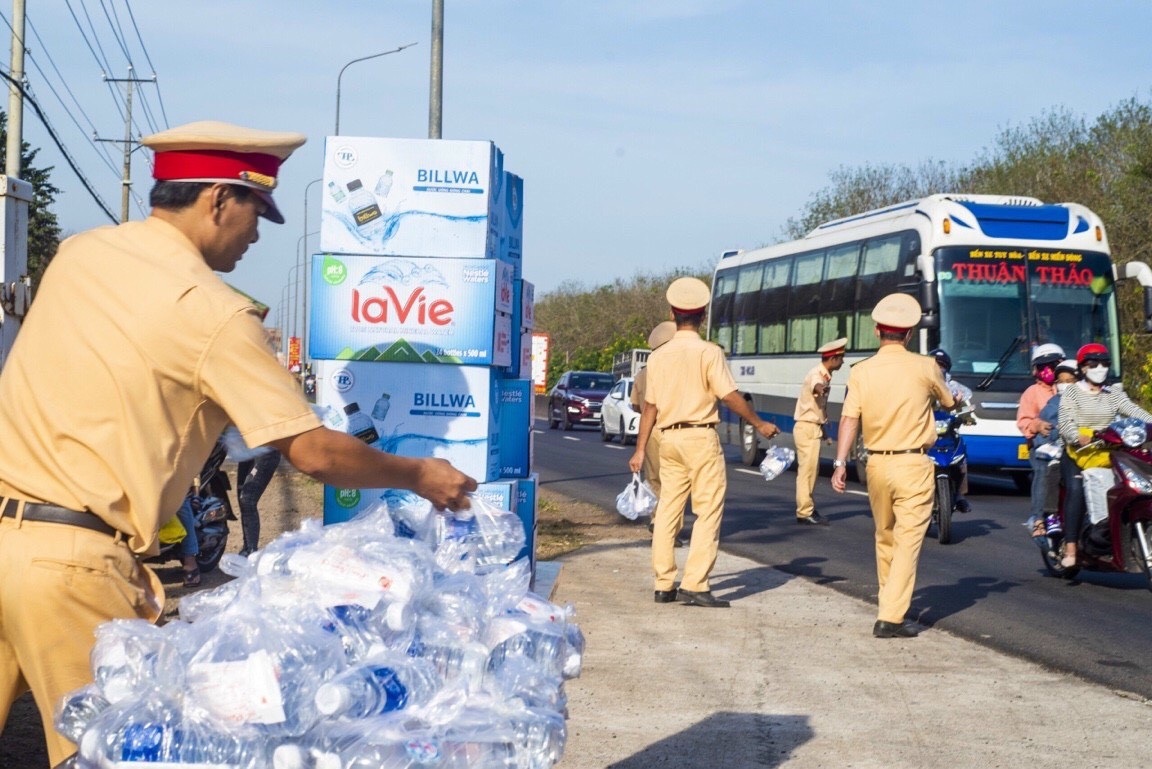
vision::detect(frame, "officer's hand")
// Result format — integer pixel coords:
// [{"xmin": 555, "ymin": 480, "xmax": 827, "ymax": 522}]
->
[
  {"xmin": 831, "ymin": 466, "xmax": 847, "ymax": 493},
  {"xmin": 414, "ymin": 458, "xmax": 478, "ymax": 511},
  {"xmin": 756, "ymin": 422, "xmax": 780, "ymax": 440},
  {"xmin": 628, "ymin": 449, "xmax": 644, "ymax": 473}
]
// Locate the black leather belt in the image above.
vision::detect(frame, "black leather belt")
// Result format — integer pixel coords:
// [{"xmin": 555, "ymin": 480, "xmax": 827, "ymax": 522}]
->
[
  {"xmin": 0, "ymin": 498, "xmax": 118, "ymax": 537},
  {"xmin": 868, "ymin": 448, "xmax": 927, "ymax": 455},
  {"xmin": 662, "ymin": 422, "xmax": 716, "ymax": 431}
]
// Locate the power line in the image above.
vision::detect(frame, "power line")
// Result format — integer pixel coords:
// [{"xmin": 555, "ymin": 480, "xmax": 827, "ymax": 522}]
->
[
  {"xmin": 121, "ymin": 0, "xmax": 167, "ymax": 127},
  {"xmin": 0, "ymin": 70, "xmax": 118, "ymax": 223}
]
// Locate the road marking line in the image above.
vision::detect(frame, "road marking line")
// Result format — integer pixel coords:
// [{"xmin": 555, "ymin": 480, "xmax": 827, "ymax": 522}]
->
[
  {"xmin": 563, "ymin": 436, "xmax": 580, "ymax": 441},
  {"xmin": 604, "ymin": 444, "xmax": 626, "ymax": 450},
  {"xmin": 734, "ymin": 468, "xmax": 760, "ymax": 476},
  {"xmin": 845, "ymin": 489, "xmax": 868, "ymax": 497}
]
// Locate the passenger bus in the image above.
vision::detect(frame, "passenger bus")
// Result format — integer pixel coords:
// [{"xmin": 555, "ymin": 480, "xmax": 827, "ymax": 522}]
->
[{"xmin": 708, "ymin": 194, "xmax": 1152, "ymax": 488}]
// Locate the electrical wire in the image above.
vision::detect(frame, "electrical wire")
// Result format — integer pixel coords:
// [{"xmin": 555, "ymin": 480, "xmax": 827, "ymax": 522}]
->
[{"xmin": 121, "ymin": 0, "xmax": 167, "ymax": 127}]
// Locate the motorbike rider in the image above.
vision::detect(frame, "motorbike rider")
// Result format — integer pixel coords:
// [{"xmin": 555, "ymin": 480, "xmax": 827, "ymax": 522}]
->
[
  {"xmin": 928, "ymin": 348, "xmax": 972, "ymax": 513},
  {"xmin": 1057, "ymin": 343, "xmax": 1152, "ymax": 567},
  {"xmin": 1016, "ymin": 344, "xmax": 1065, "ymax": 534}
]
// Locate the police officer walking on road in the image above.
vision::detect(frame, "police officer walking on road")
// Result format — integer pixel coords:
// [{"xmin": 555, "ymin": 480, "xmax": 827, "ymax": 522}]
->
[
  {"xmin": 631, "ymin": 321, "xmax": 685, "ymax": 546},
  {"xmin": 0, "ymin": 120, "xmax": 476, "ymax": 766},
  {"xmin": 793, "ymin": 338, "xmax": 846, "ymax": 526},
  {"xmin": 629, "ymin": 277, "xmax": 779, "ymax": 608},
  {"xmin": 830, "ymin": 293, "xmax": 954, "ymax": 638}
]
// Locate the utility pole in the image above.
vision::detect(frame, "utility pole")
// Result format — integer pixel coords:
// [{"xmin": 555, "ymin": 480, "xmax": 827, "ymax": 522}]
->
[
  {"xmin": 429, "ymin": 0, "xmax": 443, "ymax": 139},
  {"xmin": 5, "ymin": 0, "xmax": 24, "ymax": 177},
  {"xmin": 96, "ymin": 68, "xmax": 156, "ymax": 222}
]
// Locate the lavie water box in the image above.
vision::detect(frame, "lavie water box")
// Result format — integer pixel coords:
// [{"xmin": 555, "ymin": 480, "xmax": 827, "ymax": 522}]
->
[
  {"xmin": 310, "ymin": 254, "xmax": 514, "ymax": 366},
  {"xmin": 315, "ymin": 360, "xmax": 500, "ymax": 483},
  {"xmin": 322, "ymin": 136, "xmax": 508, "ymax": 259}
]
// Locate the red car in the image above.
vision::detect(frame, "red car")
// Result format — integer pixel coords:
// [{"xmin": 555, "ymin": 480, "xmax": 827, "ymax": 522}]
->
[{"xmin": 547, "ymin": 370, "xmax": 615, "ymax": 430}]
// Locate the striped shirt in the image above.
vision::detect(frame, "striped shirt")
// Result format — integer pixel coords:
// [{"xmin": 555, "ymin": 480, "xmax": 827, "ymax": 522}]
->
[{"xmin": 1058, "ymin": 381, "xmax": 1152, "ymax": 445}]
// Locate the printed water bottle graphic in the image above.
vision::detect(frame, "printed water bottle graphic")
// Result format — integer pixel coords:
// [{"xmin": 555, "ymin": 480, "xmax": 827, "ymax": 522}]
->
[
  {"xmin": 372, "ymin": 392, "xmax": 392, "ymax": 421},
  {"xmin": 326, "ymin": 180, "xmax": 346, "ymax": 204},
  {"xmin": 374, "ymin": 169, "xmax": 394, "ymax": 199},
  {"xmin": 344, "ymin": 402, "xmax": 380, "ymax": 446},
  {"xmin": 346, "ymin": 178, "xmax": 384, "ymax": 237}
]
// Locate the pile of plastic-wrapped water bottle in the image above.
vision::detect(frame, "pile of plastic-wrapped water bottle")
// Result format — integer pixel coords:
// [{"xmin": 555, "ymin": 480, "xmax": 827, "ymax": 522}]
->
[{"xmin": 55, "ymin": 492, "xmax": 583, "ymax": 769}]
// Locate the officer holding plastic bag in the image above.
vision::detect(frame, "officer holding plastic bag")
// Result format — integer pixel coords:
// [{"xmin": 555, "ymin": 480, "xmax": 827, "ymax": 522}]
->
[
  {"xmin": 830, "ymin": 294, "xmax": 953, "ymax": 638},
  {"xmin": 629, "ymin": 277, "xmax": 779, "ymax": 608},
  {"xmin": 793, "ymin": 337, "xmax": 845, "ymax": 526},
  {"xmin": 0, "ymin": 121, "xmax": 476, "ymax": 766}
]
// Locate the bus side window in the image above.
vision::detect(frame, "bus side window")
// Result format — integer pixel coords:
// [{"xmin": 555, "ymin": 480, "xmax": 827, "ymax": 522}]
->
[{"xmin": 756, "ymin": 257, "xmax": 791, "ymax": 354}]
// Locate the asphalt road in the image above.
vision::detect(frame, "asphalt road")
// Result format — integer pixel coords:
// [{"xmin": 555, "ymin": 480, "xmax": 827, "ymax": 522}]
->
[{"xmin": 533, "ymin": 417, "xmax": 1152, "ymax": 699}]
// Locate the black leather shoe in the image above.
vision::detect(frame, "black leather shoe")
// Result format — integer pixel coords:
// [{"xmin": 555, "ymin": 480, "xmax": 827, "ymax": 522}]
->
[
  {"xmin": 873, "ymin": 620, "xmax": 920, "ymax": 638},
  {"xmin": 955, "ymin": 497, "xmax": 972, "ymax": 513},
  {"xmin": 654, "ymin": 589, "xmax": 678, "ymax": 604},
  {"xmin": 677, "ymin": 589, "xmax": 730, "ymax": 608},
  {"xmin": 796, "ymin": 511, "xmax": 829, "ymax": 526}
]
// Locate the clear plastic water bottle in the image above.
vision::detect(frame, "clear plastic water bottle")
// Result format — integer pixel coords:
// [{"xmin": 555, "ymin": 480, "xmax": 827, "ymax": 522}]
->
[
  {"xmin": 314, "ymin": 657, "xmax": 440, "ymax": 718},
  {"xmin": 53, "ymin": 683, "xmax": 109, "ymax": 744},
  {"xmin": 759, "ymin": 445, "xmax": 796, "ymax": 481},
  {"xmin": 506, "ymin": 707, "xmax": 568, "ymax": 769}
]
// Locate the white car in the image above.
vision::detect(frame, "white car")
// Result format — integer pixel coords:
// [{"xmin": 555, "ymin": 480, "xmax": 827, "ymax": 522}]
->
[{"xmin": 600, "ymin": 377, "xmax": 640, "ymax": 444}]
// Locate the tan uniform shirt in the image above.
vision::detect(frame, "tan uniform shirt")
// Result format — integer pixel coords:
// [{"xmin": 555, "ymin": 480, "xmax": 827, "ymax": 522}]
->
[
  {"xmin": 0, "ymin": 217, "xmax": 320, "ymax": 554},
  {"xmin": 630, "ymin": 367, "xmax": 648, "ymax": 410},
  {"xmin": 644, "ymin": 330, "xmax": 737, "ymax": 428},
  {"xmin": 794, "ymin": 363, "xmax": 832, "ymax": 424},
  {"xmin": 842, "ymin": 345, "xmax": 954, "ymax": 451}
]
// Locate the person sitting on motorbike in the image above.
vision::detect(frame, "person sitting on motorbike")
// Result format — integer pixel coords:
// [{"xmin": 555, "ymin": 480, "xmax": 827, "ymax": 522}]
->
[
  {"xmin": 1016, "ymin": 344, "xmax": 1065, "ymax": 534},
  {"xmin": 1057, "ymin": 343, "xmax": 1152, "ymax": 567},
  {"xmin": 928, "ymin": 347, "xmax": 973, "ymax": 513}
]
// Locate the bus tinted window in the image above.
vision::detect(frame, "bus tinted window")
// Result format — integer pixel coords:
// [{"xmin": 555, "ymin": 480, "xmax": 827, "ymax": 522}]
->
[
  {"xmin": 734, "ymin": 263, "xmax": 765, "ymax": 355},
  {"xmin": 711, "ymin": 267, "xmax": 738, "ymax": 349},
  {"xmin": 794, "ymin": 253, "xmax": 823, "ymax": 285},
  {"xmin": 862, "ymin": 234, "xmax": 903, "ymax": 275},
  {"xmin": 755, "ymin": 257, "xmax": 792, "ymax": 355}
]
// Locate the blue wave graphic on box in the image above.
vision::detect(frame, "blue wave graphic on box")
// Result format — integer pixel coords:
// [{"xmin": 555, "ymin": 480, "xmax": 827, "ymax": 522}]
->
[
  {"xmin": 359, "ymin": 259, "xmax": 448, "ymax": 288},
  {"xmin": 325, "ymin": 207, "xmax": 486, "ymax": 247},
  {"xmin": 379, "ymin": 432, "xmax": 489, "ymax": 456}
]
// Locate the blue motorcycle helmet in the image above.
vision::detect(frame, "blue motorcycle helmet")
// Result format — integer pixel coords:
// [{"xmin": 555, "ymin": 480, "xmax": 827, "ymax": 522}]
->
[{"xmin": 928, "ymin": 347, "xmax": 952, "ymax": 373}]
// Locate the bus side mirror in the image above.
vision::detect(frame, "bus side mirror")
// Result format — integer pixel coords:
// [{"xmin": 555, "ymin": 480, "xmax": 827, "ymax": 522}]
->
[
  {"xmin": 914, "ymin": 254, "xmax": 939, "ymax": 329},
  {"xmin": 1122, "ymin": 262, "xmax": 1152, "ymax": 333}
]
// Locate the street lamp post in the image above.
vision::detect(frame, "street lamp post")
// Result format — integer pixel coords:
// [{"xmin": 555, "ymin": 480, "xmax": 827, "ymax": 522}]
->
[
  {"xmin": 301, "ymin": 178, "xmax": 322, "ymax": 365},
  {"xmin": 335, "ymin": 43, "xmax": 418, "ymax": 135}
]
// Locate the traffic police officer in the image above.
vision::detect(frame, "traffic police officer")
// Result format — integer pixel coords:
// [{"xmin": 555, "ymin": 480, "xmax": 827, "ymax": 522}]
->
[
  {"xmin": 793, "ymin": 337, "xmax": 846, "ymax": 526},
  {"xmin": 830, "ymin": 293, "xmax": 954, "ymax": 638},
  {"xmin": 0, "ymin": 121, "xmax": 476, "ymax": 764},
  {"xmin": 629, "ymin": 277, "xmax": 779, "ymax": 608}
]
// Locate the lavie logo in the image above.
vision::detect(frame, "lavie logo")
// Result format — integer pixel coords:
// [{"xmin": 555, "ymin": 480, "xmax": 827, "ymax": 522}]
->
[{"xmin": 350, "ymin": 287, "xmax": 453, "ymax": 325}]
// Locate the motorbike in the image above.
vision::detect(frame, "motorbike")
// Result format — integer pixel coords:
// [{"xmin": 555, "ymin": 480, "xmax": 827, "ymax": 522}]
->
[
  {"xmin": 1037, "ymin": 417, "xmax": 1152, "ymax": 590},
  {"xmin": 146, "ymin": 439, "xmax": 236, "ymax": 575},
  {"xmin": 928, "ymin": 402, "xmax": 974, "ymax": 545}
]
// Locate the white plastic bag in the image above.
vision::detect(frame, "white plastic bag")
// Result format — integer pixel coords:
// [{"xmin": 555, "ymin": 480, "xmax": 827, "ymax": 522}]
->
[
  {"xmin": 615, "ymin": 473, "xmax": 657, "ymax": 521},
  {"xmin": 1081, "ymin": 467, "xmax": 1113, "ymax": 525},
  {"xmin": 759, "ymin": 446, "xmax": 796, "ymax": 481}
]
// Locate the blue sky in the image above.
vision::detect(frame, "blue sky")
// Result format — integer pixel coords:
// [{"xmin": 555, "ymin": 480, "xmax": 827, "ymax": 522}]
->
[{"xmin": 16, "ymin": 1, "xmax": 1152, "ymax": 330}]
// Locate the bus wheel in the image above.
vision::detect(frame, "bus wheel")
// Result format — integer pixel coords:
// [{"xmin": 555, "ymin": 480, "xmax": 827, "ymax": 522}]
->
[{"xmin": 740, "ymin": 418, "xmax": 765, "ymax": 466}]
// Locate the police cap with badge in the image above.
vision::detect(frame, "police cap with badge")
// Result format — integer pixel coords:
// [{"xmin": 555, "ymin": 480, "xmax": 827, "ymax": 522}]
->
[{"xmin": 142, "ymin": 120, "xmax": 307, "ymax": 224}]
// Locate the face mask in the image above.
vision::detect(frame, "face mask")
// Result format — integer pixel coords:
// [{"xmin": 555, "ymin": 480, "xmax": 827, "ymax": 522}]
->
[
  {"xmin": 1085, "ymin": 365, "xmax": 1109, "ymax": 385},
  {"xmin": 1036, "ymin": 367, "xmax": 1055, "ymax": 384},
  {"xmin": 1055, "ymin": 382, "xmax": 1070, "ymax": 394}
]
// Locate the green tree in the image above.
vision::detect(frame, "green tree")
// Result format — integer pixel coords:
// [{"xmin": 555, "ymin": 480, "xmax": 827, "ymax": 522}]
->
[{"xmin": 0, "ymin": 110, "xmax": 62, "ymax": 288}]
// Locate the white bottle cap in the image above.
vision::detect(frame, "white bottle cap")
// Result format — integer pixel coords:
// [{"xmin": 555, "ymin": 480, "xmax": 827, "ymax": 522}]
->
[
  {"xmin": 385, "ymin": 601, "xmax": 413, "ymax": 631},
  {"xmin": 314, "ymin": 683, "xmax": 351, "ymax": 716},
  {"xmin": 315, "ymin": 753, "xmax": 343, "ymax": 769},
  {"xmin": 272, "ymin": 744, "xmax": 306, "ymax": 769}
]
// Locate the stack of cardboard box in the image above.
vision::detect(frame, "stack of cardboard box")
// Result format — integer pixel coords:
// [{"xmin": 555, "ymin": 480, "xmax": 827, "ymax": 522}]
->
[{"xmin": 310, "ymin": 136, "xmax": 538, "ymax": 570}]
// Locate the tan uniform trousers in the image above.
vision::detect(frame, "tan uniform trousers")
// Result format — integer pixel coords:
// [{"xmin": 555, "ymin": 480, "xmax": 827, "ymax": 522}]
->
[
  {"xmin": 0, "ymin": 513, "xmax": 163, "ymax": 766},
  {"xmin": 865, "ymin": 454, "xmax": 934, "ymax": 624},
  {"xmin": 652, "ymin": 428, "xmax": 727, "ymax": 592},
  {"xmin": 793, "ymin": 421, "xmax": 822, "ymax": 518}
]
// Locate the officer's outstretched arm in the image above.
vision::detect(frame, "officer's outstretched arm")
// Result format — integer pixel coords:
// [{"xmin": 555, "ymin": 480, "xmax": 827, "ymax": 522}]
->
[
  {"xmin": 831, "ymin": 416, "xmax": 859, "ymax": 493},
  {"xmin": 720, "ymin": 390, "xmax": 779, "ymax": 439}
]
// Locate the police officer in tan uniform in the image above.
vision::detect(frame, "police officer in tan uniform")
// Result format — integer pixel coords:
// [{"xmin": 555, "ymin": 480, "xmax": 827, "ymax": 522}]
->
[
  {"xmin": 632, "ymin": 321, "xmax": 684, "ymax": 545},
  {"xmin": 830, "ymin": 293, "xmax": 953, "ymax": 638},
  {"xmin": 629, "ymin": 278, "xmax": 779, "ymax": 608},
  {"xmin": 0, "ymin": 121, "xmax": 476, "ymax": 765},
  {"xmin": 793, "ymin": 337, "xmax": 846, "ymax": 526}
]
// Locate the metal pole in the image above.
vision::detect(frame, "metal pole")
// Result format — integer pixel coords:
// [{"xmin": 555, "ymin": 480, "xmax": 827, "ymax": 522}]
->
[
  {"xmin": 5, "ymin": 0, "xmax": 25, "ymax": 177},
  {"xmin": 335, "ymin": 43, "xmax": 418, "ymax": 135},
  {"xmin": 301, "ymin": 179, "xmax": 321, "ymax": 365},
  {"xmin": 429, "ymin": 0, "xmax": 443, "ymax": 139},
  {"xmin": 120, "ymin": 75, "xmax": 134, "ymax": 222}
]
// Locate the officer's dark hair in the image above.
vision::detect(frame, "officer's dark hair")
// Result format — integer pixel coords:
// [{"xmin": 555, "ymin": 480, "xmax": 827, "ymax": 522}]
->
[
  {"xmin": 879, "ymin": 328, "xmax": 910, "ymax": 342},
  {"xmin": 672, "ymin": 309, "xmax": 705, "ymax": 326},
  {"xmin": 150, "ymin": 181, "xmax": 254, "ymax": 211}
]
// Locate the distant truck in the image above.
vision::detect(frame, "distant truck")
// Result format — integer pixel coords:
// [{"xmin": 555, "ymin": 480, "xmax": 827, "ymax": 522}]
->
[{"xmin": 611, "ymin": 348, "xmax": 650, "ymax": 380}]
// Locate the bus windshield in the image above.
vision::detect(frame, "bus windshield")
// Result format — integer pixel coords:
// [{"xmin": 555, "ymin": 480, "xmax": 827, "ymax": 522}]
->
[{"xmin": 935, "ymin": 246, "xmax": 1119, "ymax": 379}]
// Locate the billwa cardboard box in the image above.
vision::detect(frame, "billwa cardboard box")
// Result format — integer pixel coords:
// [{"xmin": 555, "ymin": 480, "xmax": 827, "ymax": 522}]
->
[
  {"xmin": 315, "ymin": 360, "xmax": 500, "ymax": 485},
  {"xmin": 322, "ymin": 136, "xmax": 521, "ymax": 261},
  {"xmin": 309, "ymin": 254, "xmax": 514, "ymax": 366},
  {"xmin": 323, "ymin": 479, "xmax": 518, "ymax": 527}
]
